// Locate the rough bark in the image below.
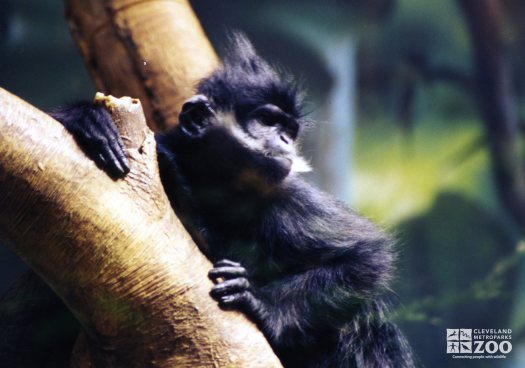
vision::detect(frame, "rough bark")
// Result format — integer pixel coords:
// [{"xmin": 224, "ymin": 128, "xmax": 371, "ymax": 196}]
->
[
  {"xmin": 0, "ymin": 88, "xmax": 281, "ymax": 367},
  {"xmin": 458, "ymin": 0, "xmax": 525, "ymax": 229},
  {"xmin": 64, "ymin": 0, "xmax": 219, "ymax": 131}
]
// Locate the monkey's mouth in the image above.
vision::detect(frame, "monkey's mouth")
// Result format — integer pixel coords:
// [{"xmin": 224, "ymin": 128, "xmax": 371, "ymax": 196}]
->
[
  {"xmin": 272, "ymin": 156, "xmax": 293, "ymax": 168},
  {"xmin": 262, "ymin": 151, "xmax": 292, "ymax": 168},
  {"xmin": 267, "ymin": 156, "xmax": 293, "ymax": 182},
  {"xmin": 237, "ymin": 157, "xmax": 291, "ymax": 193},
  {"xmin": 264, "ymin": 152, "xmax": 311, "ymax": 174}
]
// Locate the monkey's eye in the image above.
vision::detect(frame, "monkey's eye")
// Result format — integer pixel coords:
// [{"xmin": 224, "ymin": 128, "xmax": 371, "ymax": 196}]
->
[
  {"xmin": 254, "ymin": 105, "xmax": 283, "ymax": 127},
  {"xmin": 253, "ymin": 105, "xmax": 299, "ymax": 138},
  {"xmin": 282, "ymin": 119, "xmax": 300, "ymax": 140},
  {"xmin": 258, "ymin": 111, "xmax": 277, "ymax": 126}
]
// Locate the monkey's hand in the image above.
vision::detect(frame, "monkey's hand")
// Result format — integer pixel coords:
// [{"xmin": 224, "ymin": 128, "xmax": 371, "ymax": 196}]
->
[
  {"xmin": 208, "ymin": 259, "xmax": 266, "ymax": 320},
  {"xmin": 50, "ymin": 102, "xmax": 130, "ymax": 178},
  {"xmin": 179, "ymin": 94, "xmax": 216, "ymax": 138}
]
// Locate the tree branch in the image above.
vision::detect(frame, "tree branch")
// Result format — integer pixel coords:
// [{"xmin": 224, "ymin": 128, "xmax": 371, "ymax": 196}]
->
[
  {"xmin": 64, "ymin": 0, "xmax": 219, "ymax": 131},
  {"xmin": 0, "ymin": 89, "xmax": 281, "ymax": 367}
]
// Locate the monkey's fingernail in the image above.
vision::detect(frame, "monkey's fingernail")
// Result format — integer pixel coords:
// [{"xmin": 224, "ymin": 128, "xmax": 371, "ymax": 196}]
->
[{"xmin": 113, "ymin": 160, "xmax": 127, "ymax": 177}]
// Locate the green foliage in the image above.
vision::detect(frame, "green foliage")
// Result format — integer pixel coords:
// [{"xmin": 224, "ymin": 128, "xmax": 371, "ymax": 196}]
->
[
  {"xmin": 353, "ymin": 118, "xmax": 494, "ymax": 225},
  {"xmin": 353, "ymin": 118, "xmax": 523, "ymax": 367}
]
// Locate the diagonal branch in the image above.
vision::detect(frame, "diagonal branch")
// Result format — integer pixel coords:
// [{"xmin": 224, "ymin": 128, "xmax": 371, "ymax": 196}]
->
[
  {"xmin": 64, "ymin": 0, "xmax": 219, "ymax": 131},
  {"xmin": 0, "ymin": 89, "xmax": 281, "ymax": 367}
]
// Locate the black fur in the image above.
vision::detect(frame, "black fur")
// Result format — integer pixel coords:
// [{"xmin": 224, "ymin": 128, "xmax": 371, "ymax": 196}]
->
[
  {"xmin": 198, "ymin": 34, "xmax": 303, "ymax": 124},
  {"xmin": 52, "ymin": 33, "xmax": 415, "ymax": 368}
]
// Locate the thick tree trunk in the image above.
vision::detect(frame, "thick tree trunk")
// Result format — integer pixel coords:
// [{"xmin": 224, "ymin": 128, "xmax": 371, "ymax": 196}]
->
[
  {"xmin": 0, "ymin": 89, "xmax": 281, "ymax": 367},
  {"xmin": 64, "ymin": 0, "xmax": 219, "ymax": 131}
]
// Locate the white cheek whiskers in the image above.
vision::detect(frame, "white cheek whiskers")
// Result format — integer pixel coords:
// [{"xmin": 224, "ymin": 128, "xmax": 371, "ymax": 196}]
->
[{"xmin": 291, "ymin": 155, "xmax": 311, "ymax": 173}]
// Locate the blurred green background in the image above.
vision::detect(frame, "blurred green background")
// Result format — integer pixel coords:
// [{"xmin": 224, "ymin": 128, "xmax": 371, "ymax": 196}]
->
[{"xmin": 1, "ymin": 0, "xmax": 525, "ymax": 367}]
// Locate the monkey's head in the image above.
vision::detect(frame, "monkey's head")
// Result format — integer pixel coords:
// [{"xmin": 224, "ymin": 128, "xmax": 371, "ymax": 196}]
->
[{"xmin": 178, "ymin": 33, "xmax": 310, "ymax": 191}]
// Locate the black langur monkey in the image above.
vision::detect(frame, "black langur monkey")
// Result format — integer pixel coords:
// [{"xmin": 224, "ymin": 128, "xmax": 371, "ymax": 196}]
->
[{"xmin": 51, "ymin": 34, "xmax": 415, "ymax": 368}]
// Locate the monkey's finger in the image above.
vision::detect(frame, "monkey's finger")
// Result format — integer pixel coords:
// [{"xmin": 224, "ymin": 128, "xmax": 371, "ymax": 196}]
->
[
  {"xmin": 97, "ymin": 141, "xmax": 129, "ymax": 178},
  {"xmin": 81, "ymin": 131, "xmax": 127, "ymax": 178},
  {"xmin": 217, "ymin": 291, "xmax": 253, "ymax": 310},
  {"xmin": 208, "ymin": 266, "xmax": 247, "ymax": 281},
  {"xmin": 210, "ymin": 278, "xmax": 250, "ymax": 298},
  {"xmin": 218, "ymin": 294, "xmax": 242, "ymax": 307},
  {"xmin": 214, "ymin": 259, "xmax": 242, "ymax": 268},
  {"xmin": 100, "ymin": 123, "xmax": 130, "ymax": 175}
]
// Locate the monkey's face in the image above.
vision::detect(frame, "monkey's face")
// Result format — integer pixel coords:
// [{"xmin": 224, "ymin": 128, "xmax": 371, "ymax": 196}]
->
[
  {"xmin": 186, "ymin": 32, "xmax": 310, "ymax": 190},
  {"xmin": 237, "ymin": 103, "xmax": 311, "ymax": 175},
  {"xmin": 216, "ymin": 102, "xmax": 311, "ymax": 189},
  {"xmin": 179, "ymin": 95, "xmax": 310, "ymax": 190}
]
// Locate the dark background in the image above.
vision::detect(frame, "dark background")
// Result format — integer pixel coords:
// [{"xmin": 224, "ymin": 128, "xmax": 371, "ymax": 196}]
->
[{"xmin": 1, "ymin": 0, "xmax": 524, "ymax": 366}]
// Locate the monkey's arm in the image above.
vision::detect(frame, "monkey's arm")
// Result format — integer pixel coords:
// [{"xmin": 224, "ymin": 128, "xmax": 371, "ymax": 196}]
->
[
  {"xmin": 210, "ymin": 254, "xmax": 383, "ymax": 349},
  {"xmin": 50, "ymin": 102, "xmax": 129, "ymax": 178},
  {"xmin": 210, "ymin": 185, "xmax": 394, "ymax": 348}
]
